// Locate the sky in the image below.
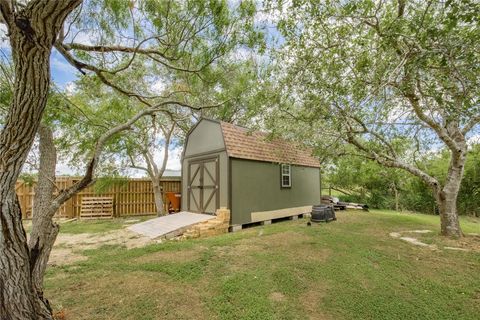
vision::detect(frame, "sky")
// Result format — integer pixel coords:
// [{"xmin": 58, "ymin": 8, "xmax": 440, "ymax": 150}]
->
[
  {"xmin": 50, "ymin": 50, "xmax": 182, "ymax": 177},
  {"xmin": 0, "ymin": 0, "xmax": 284, "ymax": 177},
  {"xmin": 51, "ymin": 49, "xmax": 184, "ymax": 176},
  {"xmin": 50, "ymin": 50, "xmax": 79, "ymax": 87},
  {"xmin": 1, "ymin": 4, "xmax": 478, "ymax": 177},
  {"xmin": 1, "ymin": 31, "xmax": 183, "ymax": 177},
  {"xmin": 1, "ymin": 27, "xmax": 79, "ymax": 87}
]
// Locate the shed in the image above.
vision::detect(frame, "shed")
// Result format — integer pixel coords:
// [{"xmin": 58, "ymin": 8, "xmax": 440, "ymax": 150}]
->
[{"xmin": 181, "ymin": 118, "xmax": 321, "ymax": 227}]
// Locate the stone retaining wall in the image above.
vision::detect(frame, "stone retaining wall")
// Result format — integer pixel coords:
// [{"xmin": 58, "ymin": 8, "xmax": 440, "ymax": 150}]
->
[{"xmin": 182, "ymin": 207, "xmax": 230, "ymax": 239}]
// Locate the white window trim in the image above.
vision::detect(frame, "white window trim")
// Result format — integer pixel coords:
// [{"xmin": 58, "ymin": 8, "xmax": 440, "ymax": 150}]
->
[{"xmin": 281, "ymin": 164, "xmax": 291, "ymax": 188}]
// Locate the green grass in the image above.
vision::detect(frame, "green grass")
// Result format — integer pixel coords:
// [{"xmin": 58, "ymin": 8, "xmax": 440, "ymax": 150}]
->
[
  {"xmin": 44, "ymin": 210, "xmax": 480, "ymax": 320},
  {"xmin": 25, "ymin": 215, "xmax": 154, "ymax": 234},
  {"xmin": 58, "ymin": 216, "xmax": 154, "ymax": 234}
]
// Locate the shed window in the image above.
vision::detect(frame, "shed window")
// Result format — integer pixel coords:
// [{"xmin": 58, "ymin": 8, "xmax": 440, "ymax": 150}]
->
[{"xmin": 281, "ymin": 164, "xmax": 291, "ymax": 188}]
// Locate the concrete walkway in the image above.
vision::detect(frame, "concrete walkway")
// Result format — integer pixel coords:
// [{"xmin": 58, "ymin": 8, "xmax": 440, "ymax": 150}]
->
[{"xmin": 127, "ymin": 211, "xmax": 215, "ymax": 239}]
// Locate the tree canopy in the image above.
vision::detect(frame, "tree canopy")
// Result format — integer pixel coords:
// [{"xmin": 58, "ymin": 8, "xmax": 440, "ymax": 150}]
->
[{"xmin": 259, "ymin": 0, "xmax": 480, "ymax": 237}]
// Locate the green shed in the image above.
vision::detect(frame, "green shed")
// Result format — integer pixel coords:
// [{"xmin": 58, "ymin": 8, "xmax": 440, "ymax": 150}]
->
[{"xmin": 181, "ymin": 118, "xmax": 321, "ymax": 228}]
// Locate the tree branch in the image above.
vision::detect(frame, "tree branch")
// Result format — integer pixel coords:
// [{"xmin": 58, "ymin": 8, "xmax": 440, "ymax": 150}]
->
[
  {"xmin": 404, "ymin": 87, "xmax": 460, "ymax": 153},
  {"xmin": 157, "ymin": 122, "xmax": 175, "ymax": 179},
  {"xmin": 48, "ymin": 101, "xmax": 180, "ymax": 211},
  {"xmin": 463, "ymin": 115, "xmax": 480, "ymax": 135},
  {"xmin": 0, "ymin": 0, "xmax": 13, "ymax": 28},
  {"xmin": 127, "ymin": 151, "xmax": 148, "ymax": 173},
  {"xmin": 345, "ymin": 131, "xmax": 441, "ymax": 193}
]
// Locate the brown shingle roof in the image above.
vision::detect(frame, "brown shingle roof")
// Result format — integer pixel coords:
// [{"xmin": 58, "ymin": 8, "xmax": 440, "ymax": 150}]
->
[{"xmin": 220, "ymin": 121, "xmax": 320, "ymax": 168}]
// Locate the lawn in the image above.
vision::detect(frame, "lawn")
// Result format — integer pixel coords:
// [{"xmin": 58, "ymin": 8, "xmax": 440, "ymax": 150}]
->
[
  {"xmin": 24, "ymin": 215, "xmax": 153, "ymax": 234},
  {"xmin": 55, "ymin": 215, "xmax": 154, "ymax": 234},
  {"xmin": 44, "ymin": 210, "xmax": 480, "ymax": 320}
]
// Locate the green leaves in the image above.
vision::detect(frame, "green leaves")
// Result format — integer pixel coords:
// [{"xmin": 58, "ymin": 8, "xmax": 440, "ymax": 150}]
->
[{"xmin": 263, "ymin": 0, "xmax": 479, "ymax": 152}]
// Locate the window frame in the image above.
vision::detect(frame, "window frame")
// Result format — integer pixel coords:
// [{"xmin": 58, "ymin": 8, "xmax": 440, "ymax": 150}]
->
[{"xmin": 280, "ymin": 164, "xmax": 292, "ymax": 188}]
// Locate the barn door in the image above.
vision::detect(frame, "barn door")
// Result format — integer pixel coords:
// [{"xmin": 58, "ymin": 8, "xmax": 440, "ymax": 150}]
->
[{"xmin": 187, "ymin": 157, "xmax": 219, "ymax": 214}]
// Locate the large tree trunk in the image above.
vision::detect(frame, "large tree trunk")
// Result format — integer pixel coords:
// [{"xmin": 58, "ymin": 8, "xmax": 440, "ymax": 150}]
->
[
  {"xmin": 436, "ymin": 148, "xmax": 466, "ymax": 238},
  {"xmin": 437, "ymin": 191, "xmax": 462, "ymax": 238},
  {"xmin": 28, "ymin": 125, "xmax": 59, "ymax": 317},
  {"xmin": 0, "ymin": 28, "xmax": 55, "ymax": 320},
  {"xmin": 152, "ymin": 181, "xmax": 165, "ymax": 216},
  {"xmin": 0, "ymin": 1, "xmax": 82, "ymax": 319}
]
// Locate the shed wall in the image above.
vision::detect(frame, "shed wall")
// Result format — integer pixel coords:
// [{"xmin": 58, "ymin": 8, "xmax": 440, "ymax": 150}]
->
[
  {"xmin": 184, "ymin": 120, "xmax": 225, "ymax": 157},
  {"xmin": 230, "ymin": 158, "xmax": 320, "ymax": 225}
]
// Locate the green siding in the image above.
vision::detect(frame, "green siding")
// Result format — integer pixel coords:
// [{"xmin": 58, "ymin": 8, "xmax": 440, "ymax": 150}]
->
[
  {"xmin": 184, "ymin": 120, "xmax": 225, "ymax": 157},
  {"xmin": 230, "ymin": 158, "xmax": 320, "ymax": 225}
]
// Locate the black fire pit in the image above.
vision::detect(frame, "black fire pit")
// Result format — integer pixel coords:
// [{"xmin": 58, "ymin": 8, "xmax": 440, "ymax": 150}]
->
[{"xmin": 310, "ymin": 204, "xmax": 336, "ymax": 223}]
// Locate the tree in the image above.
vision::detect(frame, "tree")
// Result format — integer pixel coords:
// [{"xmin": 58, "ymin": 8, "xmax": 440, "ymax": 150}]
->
[
  {"xmin": 0, "ymin": 1, "xmax": 260, "ymax": 318},
  {"xmin": 60, "ymin": 87, "xmax": 186, "ymax": 216},
  {"xmin": 0, "ymin": 2, "xmax": 83, "ymax": 318},
  {"xmin": 122, "ymin": 115, "xmax": 178, "ymax": 215},
  {"xmin": 58, "ymin": 48, "xmax": 263, "ymax": 217},
  {"xmin": 27, "ymin": 104, "xmax": 174, "ymax": 316},
  {"xmin": 324, "ymin": 149, "xmax": 406, "ymax": 210},
  {"xmin": 267, "ymin": 0, "xmax": 479, "ymax": 237}
]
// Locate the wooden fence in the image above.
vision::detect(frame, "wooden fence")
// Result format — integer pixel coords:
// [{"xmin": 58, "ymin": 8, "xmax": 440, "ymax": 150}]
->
[{"xmin": 16, "ymin": 177, "xmax": 181, "ymax": 219}]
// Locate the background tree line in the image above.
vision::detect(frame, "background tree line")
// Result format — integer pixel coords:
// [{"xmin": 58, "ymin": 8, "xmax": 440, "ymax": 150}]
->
[{"xmin": 325, "ymin": 143, "xmax": 480, "ymax": 217}]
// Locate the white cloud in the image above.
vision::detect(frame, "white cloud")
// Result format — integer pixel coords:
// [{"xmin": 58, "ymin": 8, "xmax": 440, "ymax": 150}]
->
[
  {"xmin": 0, "ymin": 25, "xmax": 10, "ymax": 49},
  {"xmin": 65, "ymin": 82, "xmax": 77, "ymax": 95},
  {"xmin": 51, "ymin": 55, "xmax": 77, "ymax": 74},
  {"xmin": 124, "ymin": 145, "xmax": 183, "ymax": 178},
  {"xmin": 152, "ymin": 79, "xmax": 166, "ymax": 93},
  {"xmin": 55, "ymin": 162, "xmax": 77, "ymax": 176},
  {"xmin": 467, "ymin": 134, "xmax": 480, "ymax": 147},
  {"xmin": 68, "ymin": 31, "xmax": 95, "ymax": 46},
  {"xmin": 166, "ymin": 146, "xmax": 182, "ymax": 171},
  {"xmin": 150, "ymin": 145, "xmax": 183, "ymax": 171}
]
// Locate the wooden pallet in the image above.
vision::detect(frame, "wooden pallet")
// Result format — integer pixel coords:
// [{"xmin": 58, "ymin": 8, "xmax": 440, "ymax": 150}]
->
[{"xmin": 80, "ymin": 197, "xmax": 114, "ymax": 219}]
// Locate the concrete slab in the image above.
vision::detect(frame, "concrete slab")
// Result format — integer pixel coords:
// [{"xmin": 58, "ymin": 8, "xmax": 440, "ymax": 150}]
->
[
  {"xmin": 230, "ymin": 225, "xmax": 242, "ymax": 232},
  {"xmin": 127, "ymin": 212, "xmax": 215, "ymax": 239}
]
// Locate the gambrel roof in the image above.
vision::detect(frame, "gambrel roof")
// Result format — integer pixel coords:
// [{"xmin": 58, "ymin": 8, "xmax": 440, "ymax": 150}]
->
[{"xmin": 219, "ymin": 121, "xmax": 320, "ymax": 168}]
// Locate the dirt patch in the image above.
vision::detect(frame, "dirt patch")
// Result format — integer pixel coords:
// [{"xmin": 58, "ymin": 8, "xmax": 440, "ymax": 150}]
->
[
  {"xmin": 213, "ymin": 232, "xmax": 330, "ymax": 274},
  {"xmin": 269, "ymin": 292, "xmax": 286, "ymax": 302},
  {"xmin": 55, "ymin": 229, "xmax": 155, "ymax": 250},
  {"xmin": 474, "ymin": 290, "xmax": 480, "ymax": 302},
  {"xmin": 49, "ymin": 229, "xmax": 157, "ymax": 266},
  {"xmin": 300, "ymin": 286, "xmax": 332, "ymax": 320},
  {"xmin": 214, "ymin": 243, "xmax": 262, "ymax": 272},
  {"xmin": 288, "ymin": 243, "xmax": 331, "ymax": 264},
  {"xmin": 53, "ymin": 273, "xmax": 210, "ymax": 320},
  {"xmin": 49, "ymin": 248, "xmax": 88, "ymax": 266},
  {"xmin": 255, "ymin": 232, "xmax": 312, "ymax": 249},
  {"xmin": 438, "ymin": 234, "xmax": 480, "ymax": 252},
  {"xmin": 224, "ymin": 243, "xmax": 263, "ymax": 254},
  {"xmin": 236, "ymin": 232, "xmax": 326, "ymax": 255},
  {"xmin": 260, "ymin": 232, "xmax": 330, "ymax": 262},
  {"xmin": 389, "ymin": 229, "xmax": 480, "ymax": 252},
  {"xmin": 135, "ymin": 248, "xmax": 203, "ymax": 264}
]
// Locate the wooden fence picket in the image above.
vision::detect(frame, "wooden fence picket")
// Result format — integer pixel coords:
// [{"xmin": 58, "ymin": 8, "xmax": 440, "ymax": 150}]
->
[{"xmin": 16, "ymin": 177, "xmax": 181, "ymax": 219}]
